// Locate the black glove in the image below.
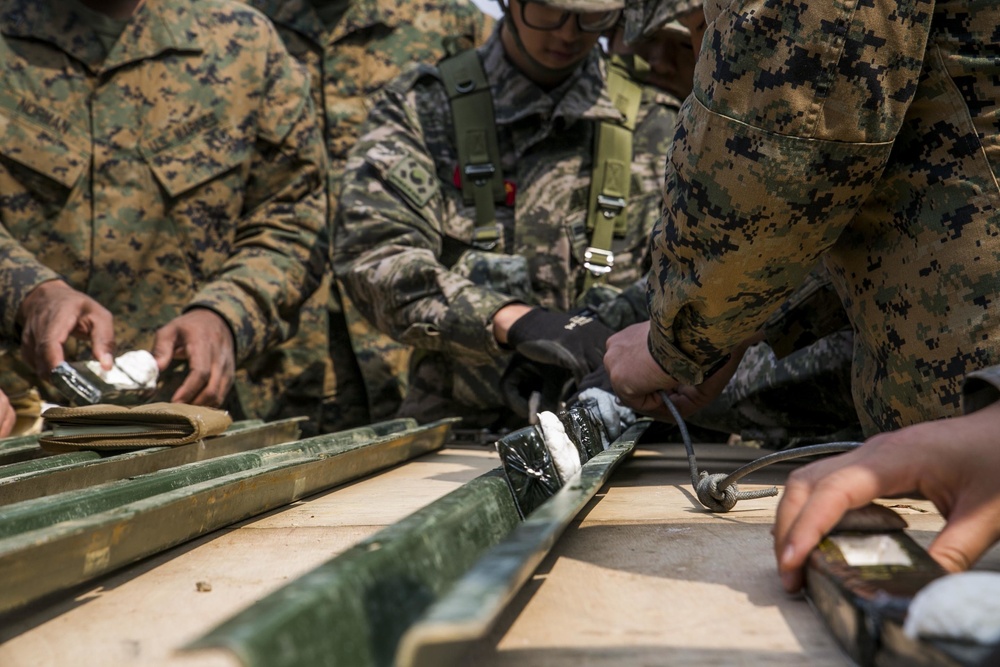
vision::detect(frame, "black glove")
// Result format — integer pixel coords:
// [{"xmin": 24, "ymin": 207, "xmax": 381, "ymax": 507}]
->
[
  {"xmin": 574, "ymin": 365, "xmax": 613, "ymax": 396},
  {"xmin": 505, "ymin": 308, "xmax": 614, "ymax": 383},
  {"xmin": 499, "ymin": 354, "xmax": 573, "ymax": 419}
]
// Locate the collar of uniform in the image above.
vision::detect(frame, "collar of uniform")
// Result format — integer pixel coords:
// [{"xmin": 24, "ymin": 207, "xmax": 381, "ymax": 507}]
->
[
  {"xmin": 0, "ymin": 0, "xmax": 200, "ymax": 74},
  {"xmin": 245, "ymin": 0, "xmax": 325, "ymax": 46},
  {"xmin": 481, "ymin": 27, "xmax": 624, "ymax": 128},
  {"xmin": 245, "ymin": 0, "xmax": 400, "ymax": 48},
  {"xmin": 329, "ymin": 0, "xmax": 403, "ymax": 43}
]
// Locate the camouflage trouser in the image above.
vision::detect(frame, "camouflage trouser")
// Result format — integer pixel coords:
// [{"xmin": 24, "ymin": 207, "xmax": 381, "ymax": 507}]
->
[
  {"xmin": 338, "ymin": 285, "xmax": 411, "ymax": 424},
  {"xmin": 316, "ymin": 294, "xmax": 378, "ymax": 435},
  {"xmin": 686, "ymin": 328, "xmax": 863, "ymax": 448}
]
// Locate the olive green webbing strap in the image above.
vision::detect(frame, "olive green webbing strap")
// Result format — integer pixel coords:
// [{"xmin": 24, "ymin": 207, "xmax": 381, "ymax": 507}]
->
[
  {"xmin": 583, "ymin": 56, "xmax": 642, "ymax": 290},
  {"xmin": 438, "ymin": 49, "xmax": 505, "ymax": 248}
]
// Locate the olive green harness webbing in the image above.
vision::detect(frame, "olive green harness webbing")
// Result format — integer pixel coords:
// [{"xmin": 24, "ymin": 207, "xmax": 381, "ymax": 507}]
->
[
  {"xmin": 583, "ymin": 55, "xmax": 642, "ymax": 289},
  {"xmin": 438, "ymin": 49, "xmax": 506, "ymax": 250},
  {"xmin": 438, "ymin": 51, "xmax": 643, "ymax": 272}
]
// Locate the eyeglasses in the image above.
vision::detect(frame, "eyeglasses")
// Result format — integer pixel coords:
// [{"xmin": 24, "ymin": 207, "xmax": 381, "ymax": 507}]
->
[{"xmin": 520, "ymin": 1, "xmax": 622, "ymax": 33}]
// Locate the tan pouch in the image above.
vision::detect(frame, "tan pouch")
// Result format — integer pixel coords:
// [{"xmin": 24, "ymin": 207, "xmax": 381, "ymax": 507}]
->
[{"xmin": 38, "ymin": 403, "xmax": 232, "ymax": 452}]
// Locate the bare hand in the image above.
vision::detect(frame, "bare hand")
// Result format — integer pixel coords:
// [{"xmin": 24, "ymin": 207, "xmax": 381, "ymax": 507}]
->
[
  {"xmin": 0, "ymin": 389, "xmax": 15, "ymax": 438},
  {"xmin": 17, "ymin": 280, "xmax": 115, "ymax": 376},
  {"xmin": 151, "ymin": 308, "xmax": 236, "ymax": 407},
  {"xmin": 605, "ymin": 321, "xmax": 678, "ymax": 417},
  {"xmin": 773, "ymin": 400, "xmax": 1000, "ymax": 593},
  {"xmin": 664, "ymin": 333, "xmax": 763, "ymax": 419}
]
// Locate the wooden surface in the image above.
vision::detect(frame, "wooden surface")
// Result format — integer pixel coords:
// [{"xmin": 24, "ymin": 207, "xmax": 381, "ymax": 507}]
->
[
  {"xmin": 463, "ymin": 443, "xmax": 1000, "ymax": 667},
  {"xmin": 2, "ymin": 441, "xmax": 997, "ymax": 667},
  {"xmin": 0, "ymin": 448, "xmax": 500, "ymax": 667}
]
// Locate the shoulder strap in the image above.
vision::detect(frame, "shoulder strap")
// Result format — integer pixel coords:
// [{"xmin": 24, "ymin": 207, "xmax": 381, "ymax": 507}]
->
[
  {"xmin": 438, "ymin": 49, "xmax": 505, "ymax": 249},
  {"xmin": 583, "ymin": 55, "xmax": 643, "ymax": 286}
]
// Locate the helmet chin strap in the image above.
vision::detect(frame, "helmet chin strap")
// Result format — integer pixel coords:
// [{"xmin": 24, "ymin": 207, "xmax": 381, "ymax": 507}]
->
[{"xmin": 498, "ymin": 0, "xmax": 584, "ymax": 85}]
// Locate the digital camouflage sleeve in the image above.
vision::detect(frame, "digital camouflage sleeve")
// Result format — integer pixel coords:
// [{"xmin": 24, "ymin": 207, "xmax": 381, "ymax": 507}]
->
[{"xmin": 640, "ymin": 0, "xmax": 1000, "ymax": 434}]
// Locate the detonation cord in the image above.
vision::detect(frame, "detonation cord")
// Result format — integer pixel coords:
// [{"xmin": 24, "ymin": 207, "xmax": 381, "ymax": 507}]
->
[{"xmin": 657, "ymin": 391, "xmax": 862, "ymax": 513}]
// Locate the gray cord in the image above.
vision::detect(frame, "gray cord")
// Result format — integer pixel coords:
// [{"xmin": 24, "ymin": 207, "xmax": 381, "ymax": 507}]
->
[{"xmin": 657, "ymin": 391, "xmax": 861, "ymax": 513}]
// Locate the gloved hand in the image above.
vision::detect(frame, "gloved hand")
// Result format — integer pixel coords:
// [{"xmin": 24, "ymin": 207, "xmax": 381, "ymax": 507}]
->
[
  {"xmin": 575, "ymin": 365, "xmax": 613, "ymax": 395},
  {"xmin": 567, "ymin": 367, "xmax": 637, "ymax": 442},
  {"xmin": 499, "ymin": 354, "xmax": 573, "ymax": 419},
  {"xmin": 505, "ymin": 308, "xmax": 614, "ymax": 383},
  {"xmin": 574, "ymin": 387, "xmax": 637, "ymax": 441}
]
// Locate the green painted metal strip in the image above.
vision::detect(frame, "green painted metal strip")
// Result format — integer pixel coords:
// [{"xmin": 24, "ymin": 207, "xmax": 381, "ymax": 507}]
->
[
  {"xmin": 0, "ymin": 433, "xmax": 47, "ymax": 467},
  {"xmin": 185, "ymin": 470, "xmax": 521, "ymax": 667},
  {"xmin": 0, "ymin": 421, "xmax": 270, "ymax": 486},
  {"xmin": 0, "ymin": 419, "xmax": 416, "ymax": 538},
  {"xmin": 0, "ymin": 451, "xmax": 99, "ymax": 482},
  {"xmin": 0, "ymin": 419, "xmax": 301, "ymax": 505},
  {"xmin": 396, "ymin": 421, "xmax": 649, "ymax": 667},
  {"xmin": 0, "ymin": 419, "xmax": 453, "ymax": 615},
  {"xmin": 0, "ymin": 432, "xmax": 43, "ymax": 450},
  {"xmin": 0, "ymin": 419, "xmax": 268, "ymax": 471},
  {"xmin": 0, "ymin": 419, "xmax": 307, "ymax": 505}
]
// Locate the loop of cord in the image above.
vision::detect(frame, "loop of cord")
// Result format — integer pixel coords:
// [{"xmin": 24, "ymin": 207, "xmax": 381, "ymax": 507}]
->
[{"xmin": 657, "ymin": 391, "xmax": 861, "ymax": 513}]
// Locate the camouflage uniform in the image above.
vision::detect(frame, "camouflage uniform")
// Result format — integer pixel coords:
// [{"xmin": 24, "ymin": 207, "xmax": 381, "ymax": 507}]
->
[
  {"xmin": 684, "ymin": 265, "xmax": 863, "ymax": 446},
  {"xmin": 0, "ymin": 0, "xmax": 327, "ymax": 413},
  {"xmin": 634, "ymin": 0, "xmax": 1000, "ymax": 435},
  {"xmin": 334, "ymin": 28, "xmax": 679, "ymax": 428},
  {"xmin": 244, "ymin": 0, "xmax": 494, "ymax": 431},
  {"xmin": 610, "ymin": 11, "xmax": 862, "ymax": 446}
]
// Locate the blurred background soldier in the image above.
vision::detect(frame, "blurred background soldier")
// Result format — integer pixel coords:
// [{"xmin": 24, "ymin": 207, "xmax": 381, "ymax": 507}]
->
[
  {"xmin": 0, "ymin": 0, "xmax": 327, "ymax": 431},
  {"xmin": 242, "ymin": 0, "xmax": 494, "ymax": 435},
  {"xmin": 334, "ymin": 0, "xmax": 680, "ymax": 433},
  {"xmin": 606, "ymin": 1, "xmax": 699, "ymax": 100}
]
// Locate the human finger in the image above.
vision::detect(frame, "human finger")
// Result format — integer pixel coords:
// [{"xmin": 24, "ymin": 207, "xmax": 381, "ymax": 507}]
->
[
  {"xmin": 188, "ymin": 345, "xmax": 231, "ymax": 407},
  {"xmin": 0, "ymin": 392, "xmax": 15, "ymax": 438},
  {"xmin": 32, "ymin": 315, "xmax": 76, "ymax": 375},
  {"xmin": 171, "ymin": 353, "xmax": 210, "ymax": 404},
  {"xmin": 151, "ymin": 324, "xmax": 181, "ymax": 372},
  {"xmin": 929, "ymin": 510, "xmax": 1000, "ymax": 574},
  {"xmin": 81, "ymin": 304, "xmax": 115, "ymax": 370},
  {"xmin": 774, "ymin": 459, "xmax": 884, "ymax": 592}
]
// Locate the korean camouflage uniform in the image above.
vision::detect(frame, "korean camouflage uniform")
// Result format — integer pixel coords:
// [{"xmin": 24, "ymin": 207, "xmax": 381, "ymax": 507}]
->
[
  {"xmin": 243, "ymin": 0, "xmax": 493, "ymax": 432},
  {"xmin": 638, "ymin": 0, "xmax": 1000, "ymax": 435},
  {"xmin": 0, "ymin": 0, "xmax": 327, "ymax": 412},
  {"xmin": 334, "ymin": 28, "xmax": 679, "ymax": 429}
]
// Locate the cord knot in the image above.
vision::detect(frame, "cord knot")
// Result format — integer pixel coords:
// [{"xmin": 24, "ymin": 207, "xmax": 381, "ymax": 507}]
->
[{"xmin": 696, "ymin": 472, "xmax": 738, "ymax": 513}]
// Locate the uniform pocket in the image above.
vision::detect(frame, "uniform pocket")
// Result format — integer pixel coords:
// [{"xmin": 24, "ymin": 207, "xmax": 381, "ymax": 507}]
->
[
  {"xmin": 140, "ymin": 122, "xmax": 253, "ymax": 283},
  {"xmin": 0, "ymin": 108, "xmax": 88, "ymax": 201},
  {"xmin": 143, "ymin": 122, "xmax": 252, "ymax": 199}
]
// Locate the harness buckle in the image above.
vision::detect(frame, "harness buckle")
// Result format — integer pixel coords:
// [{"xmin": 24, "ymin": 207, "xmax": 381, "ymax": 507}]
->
[
  {"xmin": 464, "ymin": 163, "xmax": 496, "ymax": 186},
  {"xmin": 597, "ymin": 194, "xmax": 626, "ymax": 219},
  {"xmin": 583, "ymin": 247, "xmax": 614, "ymax": 276}
]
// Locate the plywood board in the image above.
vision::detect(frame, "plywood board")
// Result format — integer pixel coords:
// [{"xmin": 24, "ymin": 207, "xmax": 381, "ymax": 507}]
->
[
  {"xmin": 0, "ymin": 447, "xmax": 500, "ymax": 667},
  {"xmin": 461, "ymin": 444, "xmax": 1000, "ymax": 666},
  {"xmin": 3, "ymin": 441, "xmax": 997, "ymax": 667}
]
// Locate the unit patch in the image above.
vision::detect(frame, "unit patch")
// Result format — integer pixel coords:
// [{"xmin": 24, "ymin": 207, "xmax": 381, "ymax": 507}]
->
[{"xmin": 388, "ymin": 156, "xmax": 438, "ymax": 208}]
